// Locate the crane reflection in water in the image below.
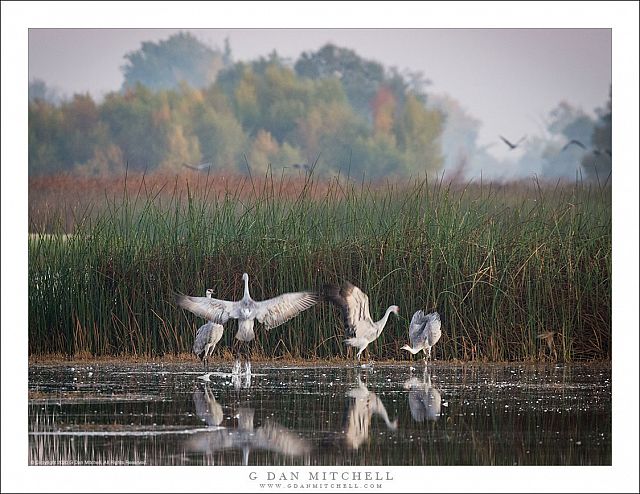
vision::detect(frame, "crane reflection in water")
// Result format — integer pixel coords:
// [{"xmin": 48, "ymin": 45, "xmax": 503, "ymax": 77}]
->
[
  {"xmin": 187, "ymin": 385, "xmax": 311, "ymax": 465},
  {"xmin": 403, "ymin": 370, "xmax": 442, "ymax": 422},
  {"xmin": 342, "ymin": 375, "xmax": 398, "ymax": 449}
]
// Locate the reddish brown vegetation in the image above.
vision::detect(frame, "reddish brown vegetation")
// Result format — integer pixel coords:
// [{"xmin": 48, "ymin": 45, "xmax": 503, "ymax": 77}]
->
[{"xmin": 28, "ymin": 170, "xmax": 421, "ymax": 233}]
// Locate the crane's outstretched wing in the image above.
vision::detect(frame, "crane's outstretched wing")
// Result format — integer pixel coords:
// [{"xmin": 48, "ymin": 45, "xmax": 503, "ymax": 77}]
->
[
  {"xmin": 183, "ymin": 162, "xmax": 213, "ymax": 171},
  {"xmin": 423, "ymin": 312, "xmax": 442, "ymax": 346},
  {"xmin": 408, "ymin": 310, "xmax": 427, "ymax": 347},
  {"xmin": 174, "ymin": 292, "xmax": 236, "ymax": 324},
  {"xmin": 324, "ymin": 282, "xmax": 372, "ymax": 338},
  {"xmin": 409, "ymin": 310, "xmax": 442, "ymax": 347},
  {"xmin": 193, "ymin": 322, "xmax": 213, "ymax": 355},
  {"xmin": 254, "ymin": 291, "xmax": 320, "ymax": 330},
  {"xmin": 561, "ymin": 139, "xmax": 586, "ymax": 152},
  {"xmin": 499, "ymin": 135, "xmax": 515, "ymax": 148},
  {"xmin": 499, "ymin": 135, "xmax": 526, "ymax": 149}
]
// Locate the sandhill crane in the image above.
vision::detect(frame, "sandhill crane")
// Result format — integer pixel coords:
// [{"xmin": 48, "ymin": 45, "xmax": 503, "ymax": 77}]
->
[
  {"xmin": 404, "ymin": 371, "xmax": 442, "ymax": 422},
  {"xmin": 499, "ymin": 135, "xmax": 526, "ymax": 150},
  {"xmin": 537, "ymin": 330, "xmax": 558, "ymax": 360},
  {"xmin": 324, "ymin": 282, "xmax": 399, "ymax": 362},
  {"xmin": 561, "ymin": 139, "xmax": 611, "ymax": 157},
  {"xmin": 561, "ymin": 139, "xmax": 587, "ymax": 151},
  {"xmin": 192, "ymin": 289, "xmax": 224, "ymax": 368},
  {"xmin": 401, "ymin": 310, "xmax": 442, "ymax": 363},
  {"xmin": 292, "ymin": 163, "xmax": 311, "ymax": 172},
  {"xmin": 176, "ymin": 273, "xmax": 319, "ymax": 343},
  {"xmin": 183, "ymin": 161, "xmax": 213, "ymax": 172}
]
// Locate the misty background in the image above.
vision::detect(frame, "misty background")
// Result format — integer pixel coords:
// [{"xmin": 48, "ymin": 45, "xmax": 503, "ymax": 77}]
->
[{"xmin": 28, "ymin": 28, "xmax": 612, "ymax": 181}]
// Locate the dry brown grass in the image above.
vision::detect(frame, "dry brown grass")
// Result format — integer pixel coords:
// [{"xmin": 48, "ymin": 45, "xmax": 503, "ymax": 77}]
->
[
  {"xmin": 28, "ymin": 170, "xmax": 359, "ymax": 233},
  {"xmin": 29, "ymin": 169, "xmax": 581, "ymax": 234}
]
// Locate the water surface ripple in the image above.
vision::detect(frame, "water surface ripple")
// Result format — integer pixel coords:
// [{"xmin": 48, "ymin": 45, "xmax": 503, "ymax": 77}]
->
[{"xmin": 28, "ymin": 362, "xmax": 611, "ymax": 466}]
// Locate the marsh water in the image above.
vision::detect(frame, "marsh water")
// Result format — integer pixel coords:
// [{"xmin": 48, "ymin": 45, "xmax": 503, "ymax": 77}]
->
[{"xmin": 28, "ymin": 362, "xmax": 611, "ymax": 466}]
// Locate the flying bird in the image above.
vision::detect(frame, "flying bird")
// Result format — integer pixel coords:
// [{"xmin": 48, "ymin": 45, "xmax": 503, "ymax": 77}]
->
[
  {"xmin": 192, "ymin": 289, "xmax": 224, "ymax": 368},
  {"xmin": 324, "ymin": 282, "xmax": 399, "ymax": 362},
  {"xmin": 183, "ymin": 161, "xmax": 214, "ymax": 172},
  {"xmin": 593, "ymin": 148, "xmax": 612, "ymax": 157},
  {"xmin": 560, "ymin": 140, "xmax": 611, "ymax": 158},
  {"xmin": 561, "ymin": 139, "xmax": 587, "ymax": 152},
  {"xmin": 401, "ymin": 310, "xmax": 442, "ymax": 363},
  {"xmin": 499, "ymin": 135, "xmax": 526, "ymax": 150},
  {"xmin": 175, "ymin": 273, "xmax": 320, "ymax": 344}
]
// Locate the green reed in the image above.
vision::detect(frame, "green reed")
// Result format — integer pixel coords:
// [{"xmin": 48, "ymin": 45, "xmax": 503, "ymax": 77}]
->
[{"xmin": 28, "ymin": 171, "xmax": 611, "ymax": 361}]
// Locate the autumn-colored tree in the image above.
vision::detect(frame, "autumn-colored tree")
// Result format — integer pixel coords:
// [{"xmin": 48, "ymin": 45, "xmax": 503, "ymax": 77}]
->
[
  {"xmin": 371, "ymin": 86, "xmax": 396, "ymax": 137},
  {"xmin": 295, "ymin": 43, "xmax": 385, "ymax": 120},
  {"xmin": 29, "ymin": 39, "xmax": 448, "ymax": 180},
  {"xmin": 100, "ymin": 85, "xmax": 172, "ymax": 171},
  {"xmin": 396, "ymin": 94, "xmax": 444, "ymax": 174},
  {"xmin": 29, "ymin": 99, "xmax": 65, "ymax": 174}
]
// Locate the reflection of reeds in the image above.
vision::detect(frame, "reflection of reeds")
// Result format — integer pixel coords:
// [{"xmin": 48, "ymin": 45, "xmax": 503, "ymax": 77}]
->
[{"xmin": 28, "ymin": 172, "xmax": 611, "ymax": 361}]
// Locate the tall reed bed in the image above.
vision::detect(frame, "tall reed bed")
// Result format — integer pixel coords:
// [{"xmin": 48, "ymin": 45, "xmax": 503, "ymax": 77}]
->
[{"xmin": 28, "ymin": 171, "xmax": 611, "ymax": 361}]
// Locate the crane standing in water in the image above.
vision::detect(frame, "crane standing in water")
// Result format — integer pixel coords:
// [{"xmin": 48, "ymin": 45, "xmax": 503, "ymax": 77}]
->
[
  {"xmin": 176, "ymin": 273, "xmax": 319, "ymax": 343},
  {"xmin": 176, "ymin": 273, "xmax": 320, "ymax": 372},
  {"xmin": 192, "ymin": 289, "xmax": 224, "ymax": 369},
  {"xmin": 324, "ymin": 281, "xmax": 399, "ymax": 363},
  {"xmin": 401, "ymin": 310, "xmax": 442, "ymax": 364}
]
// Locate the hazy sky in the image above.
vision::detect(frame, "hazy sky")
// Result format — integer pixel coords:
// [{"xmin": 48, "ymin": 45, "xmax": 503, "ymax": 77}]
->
[{"xmin": 28, "ymin": 28, "xmax": 611, "ymax": 160}]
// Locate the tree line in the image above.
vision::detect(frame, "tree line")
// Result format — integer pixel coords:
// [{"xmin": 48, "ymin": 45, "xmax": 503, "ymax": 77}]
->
[
  {"xmin": 29, "ymin": 35, "xmax": 444, "ymax": 179},
  {"xmin": 28, "ymin": 33, "xmax": 611, "ymax": 181}
]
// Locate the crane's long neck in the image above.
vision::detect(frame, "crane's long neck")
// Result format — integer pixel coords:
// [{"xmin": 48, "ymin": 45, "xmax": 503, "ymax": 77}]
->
[
  {"xmin": 375, "ymin": 306, "xmax": 396, "ymax": 335},
  {"xmin": 243, "ymin": 275, "xmax": 250, "ymax": 300},
  {"xmin": 402, "ymin": 345, "xmax": 421, "ymax": 355}
]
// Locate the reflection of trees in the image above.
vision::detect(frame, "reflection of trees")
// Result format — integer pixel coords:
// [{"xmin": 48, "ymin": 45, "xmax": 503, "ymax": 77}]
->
[
  {"xmin": 403, "ymin": 372, "xmax": 442, "ymax": 422},
  {"xmin": 343, "ymin": 376, "xmax": 398, "ymax": 450},
  {"xmin": 187, "ymin": 407, "xmax": 311, "ymax": 465}
]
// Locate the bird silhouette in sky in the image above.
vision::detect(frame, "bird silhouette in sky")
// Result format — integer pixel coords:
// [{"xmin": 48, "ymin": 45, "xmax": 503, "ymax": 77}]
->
[
  {"xmin": 561, "ymin": 140, "xmax": 611, "ymax": 157},
  {"xmin": 292, "ymin": 163, "xmax": 311, "ymax": 171},
  {"xmin": 561, "ymin": 139, "xmax": 587, "ymax": 152},
  {"xmin": 183, "ymin": 161, "xmax": 214, "ymax": 172},
  {"xmin": 499, "ymin": 135, "xmax": 526, "ymax": 150}
]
